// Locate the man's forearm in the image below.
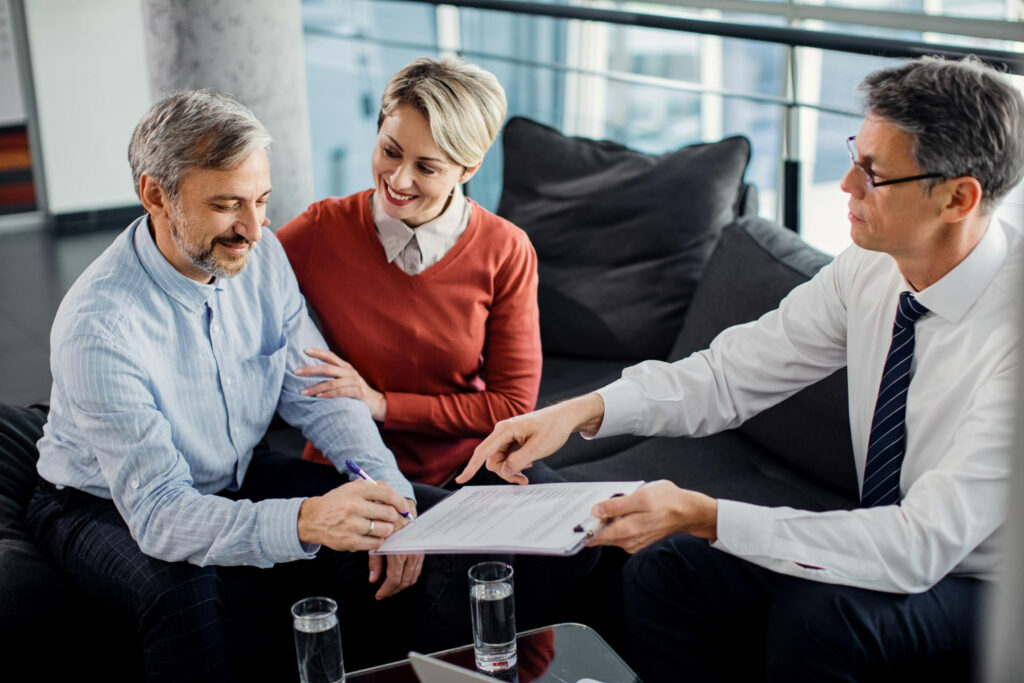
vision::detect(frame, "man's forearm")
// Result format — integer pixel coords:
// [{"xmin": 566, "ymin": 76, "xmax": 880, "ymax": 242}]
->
[{"xmin": 569, "ymin": 392, "xmax": 606, "ymax": 435}]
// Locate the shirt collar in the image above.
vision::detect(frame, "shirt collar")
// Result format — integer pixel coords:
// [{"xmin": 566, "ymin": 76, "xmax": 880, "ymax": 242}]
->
[
  {"xmin": 133, "ymin": 214, "xmax": 222, "ymax": 312},
  {"xmin": 371, "ymin": 185, "xmax": 467, "ymax": 264},
  {"xmin": 912, "ymin": 219, "xmax": 1007, "ymax": 324}
]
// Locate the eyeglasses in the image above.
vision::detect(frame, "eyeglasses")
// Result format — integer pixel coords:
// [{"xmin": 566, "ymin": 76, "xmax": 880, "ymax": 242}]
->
[{"xmin": 846, "ymin": 136, "xmax": 944, "ymax": 192}]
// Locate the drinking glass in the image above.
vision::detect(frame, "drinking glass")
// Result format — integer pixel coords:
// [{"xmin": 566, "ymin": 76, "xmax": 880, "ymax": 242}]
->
[
  {"xmin": 468, "ymin": 561, "xmax": 517, "ymax": 673},
  {"xmin": 292, "ymin": 596, "xmax": 345, "ymax": 683}
]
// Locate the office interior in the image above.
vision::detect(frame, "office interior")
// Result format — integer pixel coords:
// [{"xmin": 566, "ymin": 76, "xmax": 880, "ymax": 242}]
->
[{"xmin": 0, "ymin": 0, "xmax": 1021, "ymax": 678}]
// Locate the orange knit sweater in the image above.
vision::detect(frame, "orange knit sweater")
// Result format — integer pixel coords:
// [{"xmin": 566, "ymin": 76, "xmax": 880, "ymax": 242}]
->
[{"xmin": 277, "ymin": 190, "xmax": 542, "ymax": 485}]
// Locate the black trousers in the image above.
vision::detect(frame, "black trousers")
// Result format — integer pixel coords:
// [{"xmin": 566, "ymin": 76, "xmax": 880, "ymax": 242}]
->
[
  {"xmin": 27, "ymin": 449, "xmax": 601, "ymax": 683},
  {"xmin": 622, "ymin": 534, "xmax": 983, "ymax": 683},
  {"xmin": 26, "ymin": 448, "xmax": 471, "ymax": 683}
]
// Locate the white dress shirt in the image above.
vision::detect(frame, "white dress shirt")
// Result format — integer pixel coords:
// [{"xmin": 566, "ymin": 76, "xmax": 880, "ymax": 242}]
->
[
  {"xmin": 593, "ymin": 220, "xmax": 1021, "ymax": 593},
  {"xmin": 371, "ymin": 186, "xmax": 472, "ymax": 275}
]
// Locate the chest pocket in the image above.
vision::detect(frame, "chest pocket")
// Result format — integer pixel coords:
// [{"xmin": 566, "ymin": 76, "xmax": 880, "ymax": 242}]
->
[{"xmin": 235, "ymin": 341, "xmax": 288, "ymax": 442}]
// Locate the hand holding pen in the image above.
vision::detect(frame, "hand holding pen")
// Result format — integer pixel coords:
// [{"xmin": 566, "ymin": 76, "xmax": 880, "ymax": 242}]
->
[{"xmin": 345, "ymin": 459, "xmax": 414, "ymax": 520}]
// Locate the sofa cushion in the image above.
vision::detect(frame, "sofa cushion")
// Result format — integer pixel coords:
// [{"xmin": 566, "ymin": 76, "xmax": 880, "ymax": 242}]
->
[
  {"xmin": 537, "ymin": 356, "xmax": 627, "ymax": 408},
  {"xmin": 0, "ymin": 403, "xmax": 47, "ymax": 515},
  {"xmin": 497, "ymin": 116, "xmax": 751, "ymax": 361},
  {"xmin": 0, "ymin": 403, "xmax": 70, "ymax": 640},
  {"xmin": 559, "ymin": 430, "xmax": 857, "ymax": 512},
  {"xmin": 535, "ymin": 357, "xmax": 644, "ymax": 469},
  {"xmin": 0, "ymin": 403, "xmax": 141, "ymax": 680},
  {"xmin": 667, "ymin": 217, "xmax": 858, "ymax": 499}
]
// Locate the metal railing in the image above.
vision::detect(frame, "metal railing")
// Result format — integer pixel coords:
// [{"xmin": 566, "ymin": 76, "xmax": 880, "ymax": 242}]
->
[
  {"xmin": 652, "ymin": 0, "xmax": 1023, "ymax": 42},
  {"xmin": 408, "ymin": 0, "xmax": 1022, "ymax": 71},
  {"xmin": 373, "ymin": 0, "xmax": 1021, "ymax": 232}
]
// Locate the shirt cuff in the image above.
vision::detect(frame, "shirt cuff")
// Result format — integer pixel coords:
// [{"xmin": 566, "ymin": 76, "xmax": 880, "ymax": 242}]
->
[
  {"xmin": 259, "ymin": 497, "xmax": 320, "ymax": 563},
  {"xmin": 588, "ymin": 379, "xmax": 644, "ymax": 439},
  {"xmin": 711, "ymin": 499, "xmax": 775, "ymax": 557}
]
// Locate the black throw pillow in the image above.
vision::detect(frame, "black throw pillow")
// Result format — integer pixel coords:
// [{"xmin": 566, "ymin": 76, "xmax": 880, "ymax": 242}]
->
[
  {"xmin": 668, "ymin": 217, "xmax": 858, "ymax": 499},
  {"xmin": 497, "ymin": 116, "xmax": 751, "ymax": 361}
]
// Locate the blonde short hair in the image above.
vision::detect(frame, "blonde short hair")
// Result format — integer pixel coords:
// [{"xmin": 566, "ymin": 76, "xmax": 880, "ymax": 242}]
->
[{"xmin": 379, "ymin": 57, "xmax": 507, "ymax": 168}]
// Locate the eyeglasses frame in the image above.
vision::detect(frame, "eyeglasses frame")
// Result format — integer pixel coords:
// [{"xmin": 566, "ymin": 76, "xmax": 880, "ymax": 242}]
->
[{"xmin": 845, "ymin": 135, "xmax": 945, "ymax": 192}]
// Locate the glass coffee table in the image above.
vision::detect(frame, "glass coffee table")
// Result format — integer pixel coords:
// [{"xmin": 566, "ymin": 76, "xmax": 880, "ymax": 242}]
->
[{"xmin": 347, "ymin": 622, "xmax": 640, "ymax": 682}]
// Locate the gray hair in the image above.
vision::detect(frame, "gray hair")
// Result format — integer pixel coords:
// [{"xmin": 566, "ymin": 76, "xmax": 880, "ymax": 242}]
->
[
  {"xmin": 860, "ymin": 55, "xmax": 1024, "ymax": 214},
  {"xmin": 128, "ymin": 90, "xmax": 272, "ymax": 199},
  {"xmin": 378, "ymin": 57, "xmax": 507, "ymax": 169}
]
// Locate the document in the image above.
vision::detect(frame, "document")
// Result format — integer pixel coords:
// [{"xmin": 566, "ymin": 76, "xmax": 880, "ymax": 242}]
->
[{"xmin": 373, "ymin": 481, "xmax": 645, "ymax": 556}]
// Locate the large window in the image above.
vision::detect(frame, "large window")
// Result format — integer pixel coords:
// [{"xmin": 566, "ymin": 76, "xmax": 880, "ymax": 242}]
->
[
  {"xmin": 303, "ymin": 1, "xmax": 438, "ymax": 202},
  {"xmin": 301, "ymin": 0, "xmax": 1023, "ymax": 255}
]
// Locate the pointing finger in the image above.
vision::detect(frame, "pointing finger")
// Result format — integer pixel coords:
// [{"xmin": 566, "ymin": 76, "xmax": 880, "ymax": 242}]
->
[{"xmin": 457, "ymin": 429, "xmax": 508, "ymax": 483}]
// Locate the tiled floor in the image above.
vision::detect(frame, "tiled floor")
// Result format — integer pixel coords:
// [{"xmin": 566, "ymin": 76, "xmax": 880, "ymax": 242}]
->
[{"xmin": 0, "ymin": 222, "xmax": 124, "ymax": 405}]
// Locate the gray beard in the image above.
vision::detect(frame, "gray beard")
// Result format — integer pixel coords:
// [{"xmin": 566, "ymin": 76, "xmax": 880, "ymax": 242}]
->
[{"xmin": 169, "ymin": 207, "xmax": 247, "ymax": 280}]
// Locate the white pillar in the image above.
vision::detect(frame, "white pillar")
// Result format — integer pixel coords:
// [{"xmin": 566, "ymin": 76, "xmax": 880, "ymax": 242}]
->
[{"xmin": 140, "ymin": 0, "xmax": 313, "ymax": 229}]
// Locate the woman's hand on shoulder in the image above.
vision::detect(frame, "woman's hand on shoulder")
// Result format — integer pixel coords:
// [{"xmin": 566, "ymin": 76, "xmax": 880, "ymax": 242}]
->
[{"xmin": 296, "ymin": 347, "xmax": 387, "ymax": 421}]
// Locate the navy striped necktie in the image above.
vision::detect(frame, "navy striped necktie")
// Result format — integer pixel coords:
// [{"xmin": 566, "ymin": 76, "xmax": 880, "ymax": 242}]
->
[{"xmin": 861, "ymin": 292, "xmax": 930, "ymax": 507}]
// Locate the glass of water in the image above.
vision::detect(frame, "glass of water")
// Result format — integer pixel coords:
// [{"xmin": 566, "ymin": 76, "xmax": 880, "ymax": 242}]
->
[
  {"xmin": 468, "ymin": 561, "xmax": 517, "ymax": 673},
  {"xmin": 292, "ymin": 596, "xmax": 345, "ymax": 683}
]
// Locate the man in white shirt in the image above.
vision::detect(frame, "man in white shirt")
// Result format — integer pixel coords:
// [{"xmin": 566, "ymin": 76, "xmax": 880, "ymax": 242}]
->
[{"xmin": 457, "ymin": 55, "xmax": 1024, "ymax": 681}]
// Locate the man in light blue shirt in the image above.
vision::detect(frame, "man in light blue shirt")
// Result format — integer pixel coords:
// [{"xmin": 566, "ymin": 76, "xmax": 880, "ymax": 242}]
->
[{"xmin": 27, "ymin": 91, "xmax": 460, "ymax": 681}]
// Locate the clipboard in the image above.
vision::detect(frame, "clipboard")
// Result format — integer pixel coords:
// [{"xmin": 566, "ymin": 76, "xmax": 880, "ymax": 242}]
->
[{"xmin": 373, "ymin": 481, "xmax": 644, "ymax": 556}]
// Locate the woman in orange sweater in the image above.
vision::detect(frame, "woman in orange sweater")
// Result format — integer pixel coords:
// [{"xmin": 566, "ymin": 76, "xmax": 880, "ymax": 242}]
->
[{"xmin": 277, "ymin": 57, "xmax": 546, "ymax": 488}]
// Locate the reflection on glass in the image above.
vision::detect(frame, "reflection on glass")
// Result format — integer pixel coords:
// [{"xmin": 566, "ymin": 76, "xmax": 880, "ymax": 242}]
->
[
  {"xmin": 801, "ymin": 0, "xmax": 1013, "ymax": 19},
  {"xmin": 344, "ymin": 624, "xmax": 640, "ymax": 683},
  {"xmin": 598, "ymin": 23, "xmax": 788, "ymax": 222},
  {"xmin": 459, "ymin": 10, "xmax": 569, "ymax": 211},
  {"xmin": 303, "ymin": 0, "xmax": 438, "ymax": 201},
  {"xmin": 803, "ymin": 111, "xmax": 858, "ymax": 255},
  {"xmin": 300, "ymin": 0, "xmax": 1022, "ymax": 256}
]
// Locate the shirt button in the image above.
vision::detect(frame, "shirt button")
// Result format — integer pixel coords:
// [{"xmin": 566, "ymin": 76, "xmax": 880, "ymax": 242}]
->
[
  {"xmin": 131, "ymin": 480, "xmax": 139, "ymax": 490},
  {"xmin": 211, "ymin": 323, "xmax": 220, "ymax": 334},
  {"xmin": 225, "ymin": 376, "xmax": 232, "ymax": 386}
]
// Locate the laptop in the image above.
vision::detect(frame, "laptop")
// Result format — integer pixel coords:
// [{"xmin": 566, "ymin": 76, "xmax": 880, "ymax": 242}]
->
[{"xmin": 407, "ymin": 652, "xmax": 495, "ymax": 682}]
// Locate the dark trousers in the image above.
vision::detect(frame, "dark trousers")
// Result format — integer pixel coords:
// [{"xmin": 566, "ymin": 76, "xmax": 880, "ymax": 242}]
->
[
  {"xmin": 622, "ymin": 534, "xmax": 982, "ymax": 683},
  {"xmin": 26, "ymin": 448, "xmax": 472, "ymax": 683}
]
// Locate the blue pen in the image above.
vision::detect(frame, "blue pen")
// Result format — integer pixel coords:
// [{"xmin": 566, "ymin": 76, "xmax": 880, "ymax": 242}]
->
[{"xmin": 345, "ymin": 459, "xmax": 414, "ymax": 520}]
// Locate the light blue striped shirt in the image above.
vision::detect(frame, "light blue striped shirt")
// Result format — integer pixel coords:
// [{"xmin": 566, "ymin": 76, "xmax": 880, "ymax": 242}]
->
[{"xmin": 36, "ymin": 215, "xmax": 414, "ymax": 567}]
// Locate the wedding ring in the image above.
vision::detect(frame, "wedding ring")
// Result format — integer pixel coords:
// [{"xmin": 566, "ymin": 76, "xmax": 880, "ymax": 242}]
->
[{"xmin": 366, "ymin": 519, "xmax": 375, "ymax": 536}]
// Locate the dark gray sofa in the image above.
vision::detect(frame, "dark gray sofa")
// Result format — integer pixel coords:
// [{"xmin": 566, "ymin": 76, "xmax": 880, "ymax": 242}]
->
[
  {"xmin": 497, "ymin": 117, "xmax": 858, "ymax": 512},
  {"xmin": 0, "ymin": 403, "xmax": 138, "ymax": 680},
  {"xmin": 539, "ymin": 216, "xmax": 859, "ymax": 512},
  {"xmin": 492, "ymin": 120, "xmax": 860, "ymax": 654},
  {"xmin": 0, "ymin": 121, "xmax": 859, "ymax": 677}
]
